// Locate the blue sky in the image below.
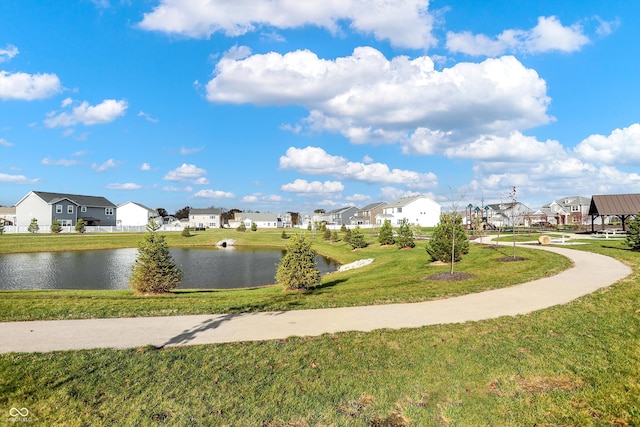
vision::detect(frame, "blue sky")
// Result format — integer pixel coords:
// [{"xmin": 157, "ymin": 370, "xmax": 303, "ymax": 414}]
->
[{"xmin": 1, "ymin": 1, "xmax": 639, "ymax": 214}]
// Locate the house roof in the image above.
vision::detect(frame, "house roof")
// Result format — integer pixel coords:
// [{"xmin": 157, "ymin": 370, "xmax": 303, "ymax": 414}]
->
[
  {"xmin": 190, "ymin": 208, "xmax": 223, "ymax": 215},
  {"xmin": 588, "ymin": 194, "xmax": 640, "ymax": 216},
  {"xmin": 543, "ymin": 196, "xmax": 590, "ymax": 209},
  {"xmin": 356, "ymin": 202, "xmax": 387, "ymax": 213},
  {"xmin": 327, "ymin": 206, "xmax": 359, "ymax": 215},
  {"xmin": 237, "ymin": 212, "xmax": 280, "ymax": 221},
  {"xmin": 30, "ymin": 191, "xmax": 116, "ymax": 208},
  {"xmin": 118, "ymin": 201, "xmax": 157, "ymax": 213},
  {"xmin": 386, "ymin": 195, "xmax": 438, "ymax": 208}
]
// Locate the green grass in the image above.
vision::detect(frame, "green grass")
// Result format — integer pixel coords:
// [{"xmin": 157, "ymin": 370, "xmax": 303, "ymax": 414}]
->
[
  {"xmin": 0, "ymin": 229, "xmax": 571, "ymax": 321},
  {"xmin": 1, "ymin": 240, "xmax": 638, "ymax": 425}
]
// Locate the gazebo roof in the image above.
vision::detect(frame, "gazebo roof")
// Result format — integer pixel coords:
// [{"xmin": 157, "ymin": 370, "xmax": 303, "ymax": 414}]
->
[{"xmin": 588, "ymin": 194, "xmax": 640, "ymax": 216}]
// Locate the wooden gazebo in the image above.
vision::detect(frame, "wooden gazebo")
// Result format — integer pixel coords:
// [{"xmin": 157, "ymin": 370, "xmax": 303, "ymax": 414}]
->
[{"xmin": 588, "ymin": 194, "xmax": 640, "ymax": 232}]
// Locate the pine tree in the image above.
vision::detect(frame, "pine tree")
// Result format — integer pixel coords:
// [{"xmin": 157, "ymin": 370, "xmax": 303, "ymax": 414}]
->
[
  {"xmin": 27, "ymin": 218, "xmax": 39, "ymax": 234},
  {"xmin": 396, "ymin": 219, "xmax": 415, "ymax": 249},
  {"xmin": 236, "ymin": 222, "xmax": 246, "ymax": 232},
  {"xmin": 275, "ymin": 234, "xmax": 321, "ymax": 290},
  {"xmin": 349, "ymin": 226, "xmax": 368, "ymax": 249},
  {"xmin": 625, "ymin": 213, "xmax": 640, "ymax": 251},
  {"xmin": 323, "ymin": 227, "xmax": 332, "ymax": 240},
  {"xmin": 378, "ymin": 219, "xmax": 394, "ymax": 245},
  {"xmin": 251, "ymin": 222, "xmax": 257, "ymax": 231},
  {"xmin": 426, "ymin": 213, "xmax": 469, "ymax": 271},
  {"xmin": 50, "ymin": 218, "xmax": 62, "ymax": 234},
  {"xmin": 0, "ymin": 220, "xmax": 5, "ymax": 235},
  {"xmin": 75, "ymin": 219, "xmax": 86, "ymax": 233},
  {"xmin": 129, "ymin": 220, "xmax": 183, "ymax": 294}
]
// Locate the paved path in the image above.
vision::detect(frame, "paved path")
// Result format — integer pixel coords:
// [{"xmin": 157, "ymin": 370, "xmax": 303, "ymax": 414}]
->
[{"xmin": 0, "ymin": 240, "xmax": 631, "ymax": 353}]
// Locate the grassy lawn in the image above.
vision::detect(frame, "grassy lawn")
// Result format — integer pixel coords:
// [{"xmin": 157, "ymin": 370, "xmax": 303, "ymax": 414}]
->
[
  {"xmin": 0, "ymin": 240, "xmax": 639, "ymax": 425},
  {"xmin": 0, "ymin": 229, "xmax": 570, "ymax": 321}
]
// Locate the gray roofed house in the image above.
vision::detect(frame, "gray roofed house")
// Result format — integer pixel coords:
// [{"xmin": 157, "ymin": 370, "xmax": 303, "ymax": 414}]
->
[
  {"xmin": 539, "ymin": 196, "xmax": 591, "ymax": 225},
  {"xmin": 189, "ymin": 208, "xmax": 224, "ymax": 229},
  {"xmin": 15, "ymin": 191, "xmax": 117, "ymax": 228},
  {"xmin": 351, "ymin": 202, "xmax": 387, "ymax": 226}
]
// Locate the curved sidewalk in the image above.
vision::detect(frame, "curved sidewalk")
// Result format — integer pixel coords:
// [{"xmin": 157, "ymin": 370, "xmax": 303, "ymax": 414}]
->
[{"xmin": 0, "ymin": 243, "xmax": 631, "ymax": 353}]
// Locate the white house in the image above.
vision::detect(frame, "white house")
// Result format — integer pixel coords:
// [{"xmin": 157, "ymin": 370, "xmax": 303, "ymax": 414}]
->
[
  {"xmin": 377, "ymin": 195, "xmax": 440, "ymax": 227},
  {"xmin": 232, "ymin": 212, "xmax": 290, "ymax": 229},
  {"xmin": 116, "ymin": 201, "xmax": 159, "ymax": 227},
  {"xmin": 189, "ymin": 208, "xmax": 223, "ymax": 229}
]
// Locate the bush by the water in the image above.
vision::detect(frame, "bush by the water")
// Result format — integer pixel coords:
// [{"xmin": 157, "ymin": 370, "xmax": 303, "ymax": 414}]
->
[
  {"xmin": 275, "ymin": 234, "xmax": 321, "ymax": 290},
  {"xmin": 129, "ymin": 222, "xmax": 183, "ymax": 294}
]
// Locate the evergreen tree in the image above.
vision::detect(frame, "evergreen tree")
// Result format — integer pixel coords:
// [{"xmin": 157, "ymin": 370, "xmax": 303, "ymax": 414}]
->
[
  {"xmin": 349, "ymin": 226, "xmax": 368, "ymax": 249},
  {"xmin": 181, "ymin": 226, "xmax": 191, "ymax": 237},
  {"xmin": 625, "ymin": 213, "xmax": 640, "ymax": 251},
  {"xmin": 281, "ymin": 229, "xmax": 289, "ymax": 239},
  {"xmin": 396, "ymin": 219, "xmax": 415, "ymax": 249},
  {"xmin": 251, "ymin": 222, "xmax": 258, "ymax": 231},
  {"xmin": 27, "ymin": 218, "xmax": 39, "ymax": 234},
  {"xmin": 323, "ymin": 227, "xmax": 332, "ymax": 240},
  {"xmin": 378, "ymin": 219, "xmax": 394, "ymax": 245},
  {"xmin": 75, "ymin": 218, "xmax": 86, "ymax": 233},
  {"xmin": 426, "ymin": 213, "xmax": 469, "ymax": 272},
  {"xmin": 331, "ymin": 230, "xmax": 339, "ymax": 242},
  {"xmin": 129, "ymin": 219, "xmax": 183, "ymax": 294},
  {"xmin": 0, "ymin": 220, "xmax": 5, "ymax": 235},
  {"xmin": 275, "ymin": 234, "xmax": 321, "ymax": 290},
  {"xmin": 50, "ymin": 218, "xmax": 62, "ymax": 234},
  {"xmin": 236, "ymin": 222, "xmax": 246, "ymax": 232}
]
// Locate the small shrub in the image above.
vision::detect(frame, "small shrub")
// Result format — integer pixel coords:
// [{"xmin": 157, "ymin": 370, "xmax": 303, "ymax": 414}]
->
[
  {"xmin": 378, "ymin": 219, "xmax": 394, "ymax": 245},
  {"xmin": 236, "ymin": 222, "xmax": 246, "ymax": 232},
  {"xmin": 27, "ymin": 218, "xmax": 39, "ymax": 234},
  {"xmin": 349, "ymin": 226, "xmax": 368, "ymax": 249},
  {"xmin": 75, "ymin": 219, "xmax": 85, "ymax": 233},
  {"xmin": 323, "ymin": 227, "xmax": 332, "ymax": 240},
  {"xmin": 281, "ymin": 229, "xmax": 289, "ymax": 239},
  {"xmin": 181, "ymin": 226, "xmax": 191, "ymax": 237},
  {"xmin": 251, "ymin": 222, "xmax": 257, "ymax": 232},
  {"xmin": 396, "ymin": 219, "xmax": 415, "ymax": 249},
  {"xmin": 331, "ymin": 230, "xmax": 339, "ymax": 242},
  {"xmin": 340, "ymin": 224, "xmax": 348, "ymax": 232},
  {"xmin": 275, "ymin": 234, "xmax": 321, "ymax": 290},
  {"xmin": 0, "ymin": 220, "xmax": 4, "ymax": 235},
  {"xmin": 50, "ymin": 218, "xmax": 62, "ymax": 234}
]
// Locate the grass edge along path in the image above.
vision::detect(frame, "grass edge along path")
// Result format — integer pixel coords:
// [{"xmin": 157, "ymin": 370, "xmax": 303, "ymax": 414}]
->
[{"xmin": 0, "ymin": 240, "xmax": 638, "ymax": 425}]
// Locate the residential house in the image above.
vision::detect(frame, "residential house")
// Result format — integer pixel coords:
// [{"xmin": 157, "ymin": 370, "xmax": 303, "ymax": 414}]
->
[
  {"xmin": 116, "ymin": 201, "xmax": 159, "ymax": 227},
  {"xmin": 15, "ymin": 191, "xmax": 117, "ymax": 228},
  {"xmin": 350, "ymin": 202, "xmax": 387, "ymax": 226},
  {"xmin": 232, "ymin": 212, "xmax": 291, "ymax": 229},
  {"xmin": 539, "ymin": 196, "xmax": 591, "ymax": 225},
  {"xmin": 485, "ymin": 202, "xmax": 533, "ymax": 227},
  {"xmin": 0, "ymin": 206, "xmax": 16, "ymax": 225},
  {"xmin": 376, "ymin": 195, "xmax": 440, "ymax": 227},
  {"xmin": 325, "ymin": 206, "xmax": 359, "ymax": 227},
  {"xmin": 189, "ymin": 208, "xmax": 223, "ymax": 229}
]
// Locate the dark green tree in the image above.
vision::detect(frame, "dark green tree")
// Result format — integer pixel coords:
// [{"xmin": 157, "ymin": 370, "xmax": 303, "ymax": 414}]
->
[
  {"xmin": 181, "ymin": 226, "xmax": 191, "ymax": 237},
  {"xmin": 625, "ymin": 213, "xmax": 640, "ymax": 251},
  {"xmin": 378, "ymin": 219, "xmax": 394, "ymax": 245},
  {"xmin": 426, "ymin": 212, "xmax": 469, "ymax": 273},
  {"xmin": 251, "ymin": 222, "xmax": 258, "ymax": 232},
  {"xmin": 349, "ymin": 226, "xmax": 368, "ymax": 249},
  {"xmin": 396, "ymin": 219, "xmax": 415, "ymax": 249},
  {"xmin": 50, "ymin": 218, "xmax": 62, "ymax": 234},
  {"xmin": 323, "ymin": 227, "xmax": 332, "ymax": 240},
  {"xmin": 27, "ymin": 218, "xmax": 39, "ymax": 234},
  {"xmin": 236, "ymin": 222, "xmax": 246, "ymax": 232},
  {"xmin": 129, "ymin": 219, "xmax": 183, "ymax": 294},
  {"xmin": 275, "ymin": 234, "xmax": 321, "ymax": 290},
  {"xmin": 0, "ymin": 220, "xmax": 5, "ymax": 235},
  {"xmin": 75, "ymin": 219, "xmax": 86, "ymax": 233}
]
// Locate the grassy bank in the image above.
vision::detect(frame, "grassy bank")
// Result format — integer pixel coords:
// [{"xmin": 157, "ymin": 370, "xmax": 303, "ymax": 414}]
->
[
  {"xmin": 1, "ymin": 240, "xmax": 638, "ymax": 425},
  {"xmin": 0, "ymin": 229, "xmax": 570, "ymax": 321}
]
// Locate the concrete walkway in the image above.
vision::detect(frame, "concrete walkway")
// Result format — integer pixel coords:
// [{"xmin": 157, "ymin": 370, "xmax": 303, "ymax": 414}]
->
[{"xmin": 0, "ymin": 239, "xmax": 631, "ymax": 353}]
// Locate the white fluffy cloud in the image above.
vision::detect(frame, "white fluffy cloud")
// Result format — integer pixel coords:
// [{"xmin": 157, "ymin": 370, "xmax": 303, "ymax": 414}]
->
[
  {"xmin": 139, "ymin": 0, "xmax": 436, "ymax": 49},
  {"xmin": 193, "ymin": 189, "xmax": 235, "ymax": 199},
  {"xmin": 281, "ymin": 179, "xmax": 344, "ymax": 196},
  {"xmin": 0, "ymin": 44, "xmax": 19, "ymax": 62},
  {"xmin": 164, "ymin": 163, "xmax": 207, "ymax": 183},
  {"xmin": 280, "ymin": 146, "xmax": 437, "ymax": 189},
  {"xmin": 208, "ymin": 47, "xmax": 551, "ymax": 147},
  {"xmin": 0, "ymin": 71, "xmax": 61, "ymax": 100},
  {"xmin": 446, "ymin": 16, "xmax": 590, "ymax": 56},
  {"xmin": 106, "ymin": 183, "xmax": 142, "ymax": 190},
  {"xmin": 0, "ymin": 172, "xmax": 39, "ymax": 184},
  {"xmin": 41, "ymin": 157, "xmax": 78, "ymax": 167},
  {"xmin": 45, "ymin": 99, "xmax": 128, "ymax": 127},
  {"xmin": 574, "ymin": 123, "xmax": 640, "ymax": 165},
  {"xmin": 92, "ymin": 159, "xmax": 119, "ymax": 172}
]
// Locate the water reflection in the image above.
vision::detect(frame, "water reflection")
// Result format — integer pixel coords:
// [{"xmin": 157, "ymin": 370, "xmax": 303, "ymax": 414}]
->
[{"xmin": 0, "ymin": 248, "xmax": 339, "ymax": 291}]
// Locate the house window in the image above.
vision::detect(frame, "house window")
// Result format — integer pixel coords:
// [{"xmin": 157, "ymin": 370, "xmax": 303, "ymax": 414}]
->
[
  {"xmin": 397, "ymin": 207, "xmax": 402, "ymax": 213},
  {"xmin": 571, "ymin": 205, "xmax": 580, "ymax": 212},
  {"xmin": 67, "ymin": 205, "xmax": 74, "ymax": 214},
  {"xmin": 81, "ymin": 206, "xmax": 87, "ymax": 213},
  {"xmin": 105, "ymin": 208, "xmax": 114, "ymax": 216},
  {"xmin": 59, "ymin": 219, "xmax": 72, "ymax": 227},
  {"xmin": 56, "ymin": 205, "xmax": 62, "ymax": 214}
]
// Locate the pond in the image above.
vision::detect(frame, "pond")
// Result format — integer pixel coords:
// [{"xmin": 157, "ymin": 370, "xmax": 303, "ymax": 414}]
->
[{"xmin": 0, "ymin": 248, "xmax": 340, "ymax": 291}]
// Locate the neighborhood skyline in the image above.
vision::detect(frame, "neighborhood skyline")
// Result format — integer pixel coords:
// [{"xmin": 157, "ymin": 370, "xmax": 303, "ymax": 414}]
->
[{"xmin": 2, "ymin": 1, "xmax": 640, "ymax": 213}]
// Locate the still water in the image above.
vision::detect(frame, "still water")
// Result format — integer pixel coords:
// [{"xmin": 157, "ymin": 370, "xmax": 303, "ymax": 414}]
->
[{"xmin": 0, "ymin": 248, "xmax": 339, "ymax": 291}]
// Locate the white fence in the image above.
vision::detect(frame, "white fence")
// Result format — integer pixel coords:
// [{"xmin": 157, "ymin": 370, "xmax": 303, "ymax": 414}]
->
[{"xmin": 1, "ymin": 225, "xmax": 183, "ymax": 234}]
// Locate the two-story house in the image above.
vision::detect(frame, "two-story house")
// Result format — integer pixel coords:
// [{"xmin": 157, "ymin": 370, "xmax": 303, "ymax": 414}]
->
[
  {"xmin": 377, "ymin": 195, "xmax": 440, "ymax": 227},
  {"xmin": 540, "ymin": 196, "xmax": 591, "ymax": 225},
  {"xmin": 188, "ymin": 208, "xmax": 223, "ymax": 229},
  {"xmin": 15, "ymin": 191, "xmax": 117, "ymax": 228},
  {"xmin": 350, "ymin": 202, "xmax": 387, "ymax": 226},
  {"xmin": 116, "ymin": 201, "xmax": 159, "ymax": 227}
]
